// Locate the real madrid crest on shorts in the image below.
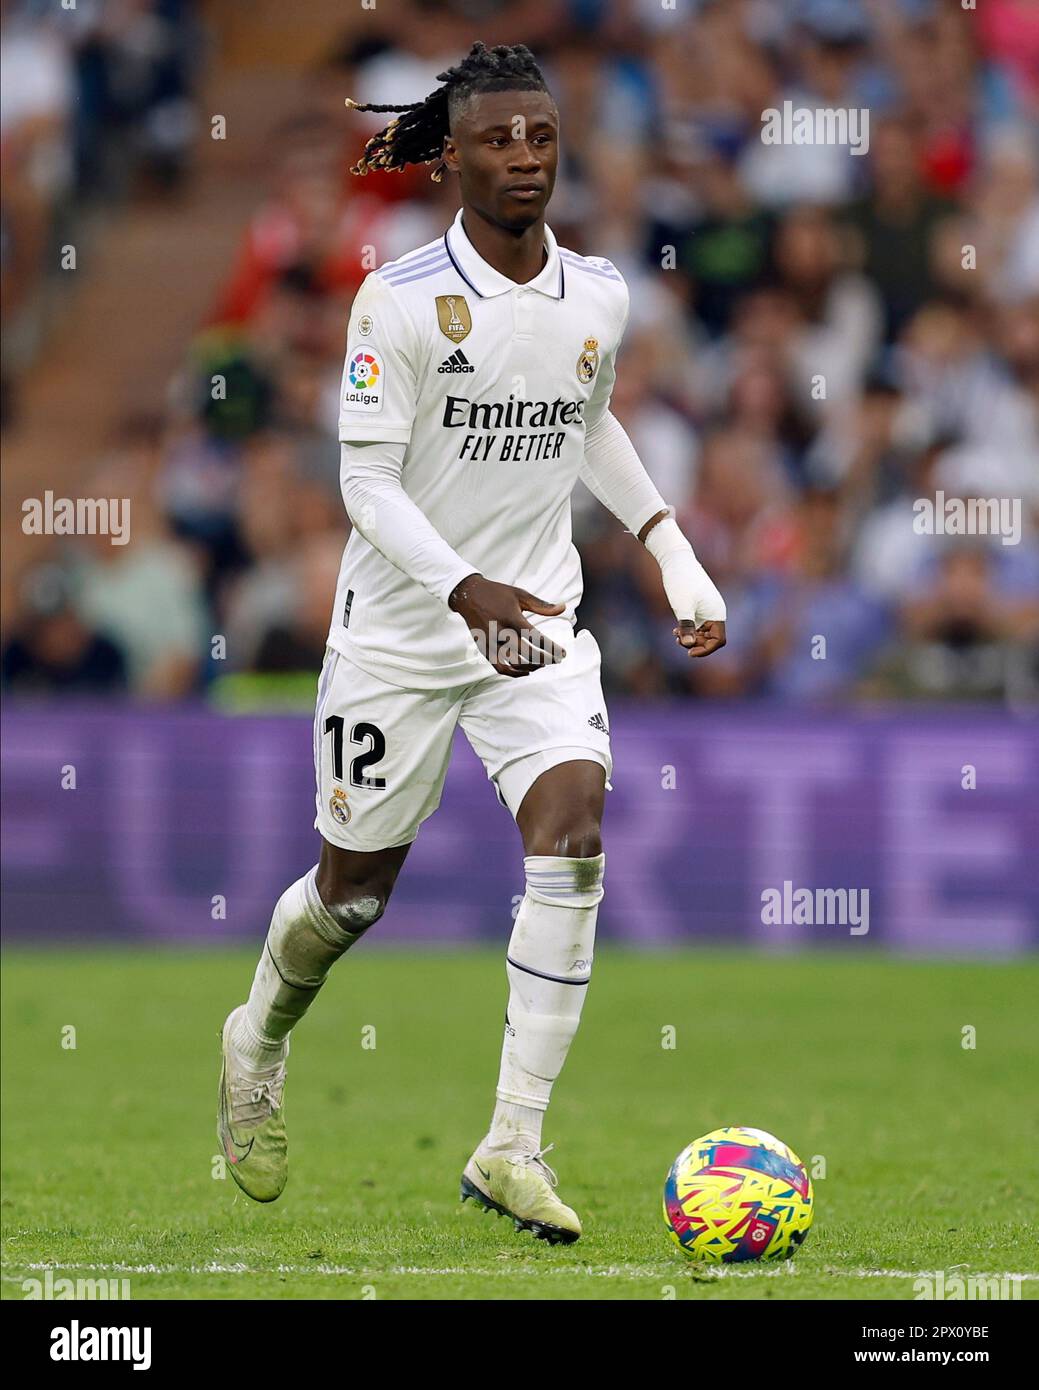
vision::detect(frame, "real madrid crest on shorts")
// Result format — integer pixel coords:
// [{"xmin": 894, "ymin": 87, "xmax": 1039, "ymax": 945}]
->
[
  {"xmin": 577, "ymin": 337, "xmax": 600, "ymax": 383},
  {"xmin": 436, "ymin": 295, "xmax": 472, "ymax": 344},
  {"xmin": 329, "ymin": 786, "xmax": 351, "ymax": 826}
]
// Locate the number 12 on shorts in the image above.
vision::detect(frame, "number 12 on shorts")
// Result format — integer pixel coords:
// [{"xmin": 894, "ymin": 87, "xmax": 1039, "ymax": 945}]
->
[{"xmin": 324, "ymin": 716, "xmax": 388, "ymax": 790}]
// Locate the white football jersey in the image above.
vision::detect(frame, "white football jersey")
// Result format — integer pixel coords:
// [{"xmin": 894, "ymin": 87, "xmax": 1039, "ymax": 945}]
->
[{"xmin": 330, "ymin": 208, "xmax": 629, "ymax": 688}]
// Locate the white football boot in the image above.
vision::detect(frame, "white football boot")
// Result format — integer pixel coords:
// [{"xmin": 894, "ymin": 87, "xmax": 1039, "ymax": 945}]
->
[
  {"xmin": 217, "ymin": 1005, "xmax": 288, "ymax": 1202},
  {"xmin": 461, "ymin": 1141, "xmax": 582, "ymax": 1244}
]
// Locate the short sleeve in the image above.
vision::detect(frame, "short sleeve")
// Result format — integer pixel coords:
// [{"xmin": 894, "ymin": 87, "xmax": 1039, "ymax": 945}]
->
[
  {"xmin": 583, "ymin": 276, "xmax": 630, "ymax": 432},
  {"xmin": 338, "ymin": 274, "xmax": 420, "ymax": 444}
]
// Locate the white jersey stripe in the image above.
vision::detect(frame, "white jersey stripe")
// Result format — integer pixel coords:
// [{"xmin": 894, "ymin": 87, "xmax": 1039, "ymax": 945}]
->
[
  {"xmin": 378, "ymin": 242, "xmax": 446, "ymax": 274},
  {"xmin": 559, "ymin": 256, "xmax": 623, "ymax": 283},
  {"xmin": 381, "ymin": 257, "xmax": 451, "ymax": 286},
  {"xmin": 380, "ymin": 247, "xmax": 450, "ymax": 276},
  {"xmin": 380, "ymin": 250, "xmax": 449, "ymax": 280}
]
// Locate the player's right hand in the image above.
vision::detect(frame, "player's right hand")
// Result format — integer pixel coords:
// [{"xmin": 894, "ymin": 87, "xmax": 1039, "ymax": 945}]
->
[{"xmin": 448, "ymin": 574, "xmax": 567, "ymax": 677}]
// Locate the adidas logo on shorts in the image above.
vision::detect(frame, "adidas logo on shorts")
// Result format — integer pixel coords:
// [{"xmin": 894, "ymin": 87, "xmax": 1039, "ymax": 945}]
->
[
  {"xmin": 587, "ymin": 712, "xmax": 608, "ymax": 734},
  {"xmin": 438, "ymin": 349, "xmax": 476, "ymax": 374}
]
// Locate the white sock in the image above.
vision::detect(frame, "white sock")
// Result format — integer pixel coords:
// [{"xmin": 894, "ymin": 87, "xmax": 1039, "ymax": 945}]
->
[
  {"xmin": 485, "ymin": 854, "xmax": 604, "ymax": 1155},
  {"xmin": 231, "ymin": 867, "xmax": 361, "ymax": 1069}
]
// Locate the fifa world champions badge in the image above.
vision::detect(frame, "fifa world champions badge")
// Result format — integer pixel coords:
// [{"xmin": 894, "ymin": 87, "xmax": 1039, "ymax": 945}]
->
[
  {"xmin": 436, "ymin": 295, "xmax": 472, "ymax": 343},
  {"xmin": 577, "ymin": 337, "xmax": 599, "ymax": 383}
]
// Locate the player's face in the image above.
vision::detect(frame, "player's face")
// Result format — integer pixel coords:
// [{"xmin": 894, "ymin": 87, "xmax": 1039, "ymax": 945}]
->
[{"xmin": 444, "ymin": 90, "xmax": 559, "ymax": 230}]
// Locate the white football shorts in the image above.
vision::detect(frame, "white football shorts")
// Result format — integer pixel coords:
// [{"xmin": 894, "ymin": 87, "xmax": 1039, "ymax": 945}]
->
[{"xmin": 313, "ymin": 620, "xmax": 612, "ymax": 851}]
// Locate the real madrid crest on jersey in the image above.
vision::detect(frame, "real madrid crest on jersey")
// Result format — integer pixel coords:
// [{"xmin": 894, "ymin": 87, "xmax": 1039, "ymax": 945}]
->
[
  {"xmin": 329, "ymin": 786, "xmax": 351, "ymax": 825},
  {"xmin": 577, "ymin": 337, "xmax": 600, "ymax": 383},
  {"xmin": 436, "ymin": 295, "xmax": 472, "ymax": 344}
]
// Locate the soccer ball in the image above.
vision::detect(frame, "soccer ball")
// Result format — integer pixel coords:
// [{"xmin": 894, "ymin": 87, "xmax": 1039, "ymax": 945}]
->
[{"xmin": 663, "ymin": 1126, "xmax": 813, "ymax": 1262}]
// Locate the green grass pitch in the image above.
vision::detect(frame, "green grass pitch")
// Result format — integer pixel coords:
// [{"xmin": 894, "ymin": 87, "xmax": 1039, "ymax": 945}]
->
[{"xmin": 2, "ymin": 947, "xmax": 1037, "ymax": 1301}]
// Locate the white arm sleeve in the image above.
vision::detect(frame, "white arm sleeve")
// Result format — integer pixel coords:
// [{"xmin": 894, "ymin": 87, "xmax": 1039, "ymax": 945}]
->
[
  {"xmin": 580, "ymin": 410, "xmax": 668, "ymax": 537},
  {"xmin": 340, "ymin": 441, "xmax": 478, "ymax": 605},
  {"xmin": 581, "ymin": 411, "xmax": 726, "ymax": 625}
]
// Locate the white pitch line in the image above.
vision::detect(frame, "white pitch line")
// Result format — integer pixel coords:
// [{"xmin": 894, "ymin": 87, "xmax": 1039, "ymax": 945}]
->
[{"xmin": 3, "ymin": 1261, "xmax": 1037, "ymax": 1281}]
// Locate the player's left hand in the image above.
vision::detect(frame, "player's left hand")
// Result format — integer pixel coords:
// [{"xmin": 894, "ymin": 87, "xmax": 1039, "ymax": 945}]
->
[
  {"xmin": 674, "ymin": 619, "xmax": 726, "ymax": 659},
  {"xmin": 643, "ymin": 516, "xmax": 727, "ymax": 659}
]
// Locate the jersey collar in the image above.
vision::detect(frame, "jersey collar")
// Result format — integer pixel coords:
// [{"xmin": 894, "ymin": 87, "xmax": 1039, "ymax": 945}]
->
[{"xmin": 444, "ymin": 208, "xmax": 564, "ymax": 300}]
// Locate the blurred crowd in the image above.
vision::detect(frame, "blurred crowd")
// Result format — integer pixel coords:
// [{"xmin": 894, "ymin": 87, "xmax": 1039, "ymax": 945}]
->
[
  {"xmin": 1, "ymin": 0, "xmax": 200, "ymax": 415},
  {"xmin": 4, "ymin": 0, "xmax": 1038, "ymax": 704}
]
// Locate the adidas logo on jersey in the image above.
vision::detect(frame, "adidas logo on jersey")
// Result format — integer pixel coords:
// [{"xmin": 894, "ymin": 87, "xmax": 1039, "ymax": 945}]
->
[{"xmin": 438, "ymin": 349, "xmax": 475, "ymax": 374}]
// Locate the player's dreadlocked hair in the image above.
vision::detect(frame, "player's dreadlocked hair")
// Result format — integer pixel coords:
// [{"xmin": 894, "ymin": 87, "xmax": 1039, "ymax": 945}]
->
[{"xmin": 345, "ymin": 41, "xmax": 549, "ymax": 183}]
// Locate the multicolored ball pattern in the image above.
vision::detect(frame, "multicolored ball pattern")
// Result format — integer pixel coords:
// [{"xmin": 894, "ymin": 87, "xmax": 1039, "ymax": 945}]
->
[{"xmin": 663, "ymin": 1126, "xmax": 814, "ymax": 1262}]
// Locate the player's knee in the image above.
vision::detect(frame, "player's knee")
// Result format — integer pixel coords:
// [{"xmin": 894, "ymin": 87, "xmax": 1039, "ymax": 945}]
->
[
  {"xmin": 527, "ymin": 821, "xmax": 603, "ymax": 861},
  {"xmin": 525, "ymin": 846, "xmax": 605, "ymax": 909},
  {"xmin": 320, "ymin": 883, "xmax": 390, "ymax": 936},
  {"xmin": 568, "ymin": 826, "xmax": 604, "ymax": 861}
]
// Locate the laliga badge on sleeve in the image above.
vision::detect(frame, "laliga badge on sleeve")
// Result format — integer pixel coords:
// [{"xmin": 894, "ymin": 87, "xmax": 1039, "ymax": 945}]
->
[{"xmin": 342, "ymin": 347, "xmax": 384, "ymax": 413}]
